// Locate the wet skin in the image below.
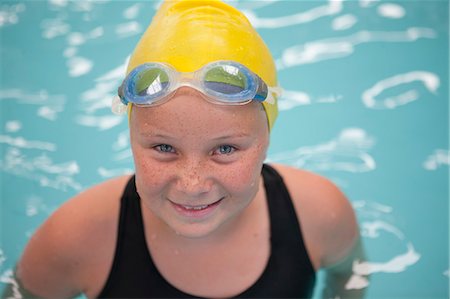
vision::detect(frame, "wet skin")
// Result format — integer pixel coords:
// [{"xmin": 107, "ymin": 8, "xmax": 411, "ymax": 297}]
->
[{"xmin": 130, "ymin": 87, "xmax": 270, "ymax": 240}]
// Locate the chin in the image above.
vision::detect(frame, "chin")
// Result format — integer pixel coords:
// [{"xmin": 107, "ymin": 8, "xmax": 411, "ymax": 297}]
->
[
  {"xmin": 169, "ymin": 221, "xmax": 223, "ymax": 239},
  {"xmin": 166, "ymin": 208, "xmax": 241, "ymax": 239}
]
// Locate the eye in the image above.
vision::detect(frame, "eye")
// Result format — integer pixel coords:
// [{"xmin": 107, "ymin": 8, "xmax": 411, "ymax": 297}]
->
[
  {"xmin": 154, "ymin": 144, "xmax": 175, "ymax": 153},
  {"xmin": 215, "ymin": 145, "xmax": 236, "ymax": 155}
]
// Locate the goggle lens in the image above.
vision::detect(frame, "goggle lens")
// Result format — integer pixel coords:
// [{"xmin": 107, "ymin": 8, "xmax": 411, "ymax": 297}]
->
[
  {"xmin": 204, "ymin": 65, "xmax": 247, "ymax": 95},
  {"xmin": 134, "ymin": 68, "xmax": 169, "ymax": 97}
]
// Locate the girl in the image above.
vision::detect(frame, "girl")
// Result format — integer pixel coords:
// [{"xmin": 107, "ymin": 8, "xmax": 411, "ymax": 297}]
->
[{"xmin": 10, "ymin": 1, "xmax": 360, "ymax": 298}]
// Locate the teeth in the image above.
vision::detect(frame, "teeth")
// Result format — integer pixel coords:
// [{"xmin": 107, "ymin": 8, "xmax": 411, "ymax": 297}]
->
[{"xmin": 183, "ymin": 204, "xmax": 209, "ymax": 210}]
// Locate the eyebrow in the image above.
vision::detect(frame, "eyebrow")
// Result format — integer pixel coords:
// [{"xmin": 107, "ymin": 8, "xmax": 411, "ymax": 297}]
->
[
  {"xmin": 139, "ymin": 132, "xmax": 251, "ymax": 140},
  {"xmin": 139, "ymin": 132, "xmax": 176, "ymax": 139},
  {"xmin": 211, "ymin": 133, "xmax": 251, "ymax": 141}
]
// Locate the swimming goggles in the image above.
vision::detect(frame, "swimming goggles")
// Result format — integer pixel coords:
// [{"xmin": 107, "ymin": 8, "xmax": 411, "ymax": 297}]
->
[{"xmin": 112, "ymin": 60, "xmax": 282, "ymax": 114}]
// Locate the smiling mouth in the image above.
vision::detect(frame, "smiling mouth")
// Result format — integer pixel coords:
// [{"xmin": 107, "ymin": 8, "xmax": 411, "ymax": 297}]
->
[
  {"xmin": 181, "ymin": 204, "xmax": 212, "ymax": 210},
  {"xmin": 169, "ymin": 197, "xmax": 224, "ymax": 216},
  {"xmin": 172, "ymin": 197, "xmax": 224, "ymax": 210}
]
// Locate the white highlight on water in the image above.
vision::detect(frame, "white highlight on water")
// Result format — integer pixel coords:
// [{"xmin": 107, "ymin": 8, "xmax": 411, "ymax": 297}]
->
[
  {"xmin": 0, "ymin": 3, "xmax": 25, "ymax": 27},
  {"xmin": 233, "ymin": 0, "xmax": 280, "ymax": 11},
  {"xmin": 377, "ymin": 3, "xmax": 406, "ymax": 19},
  {"xmin": 98, "ymin": 167, "xmax": 134, "ymax": 178},
  {"xmin": 332, "ymin": 14, "xmax": 358, "ymax": 31},
  {"xmin": 0, "ymin": 147, "xmax": 82, "ymax": 191},
  {"xmin": 0, "ymin": 249, "xmax": 5, "ymax": 266},
  {"xmin": 62, "ymin": 27, "xmax": 102, "ymax": 77},
  {"xmin": 423, "ymin": 149, "xmax": 449, "ymax": 170},
  {"xmin": 49, "ymin": 0, "xmax": 69, "ymax": 7},
  {"xmin": 26, "ymin": 197, "xmax": 39, "ymax": 217},
  {"xmin": 82, "ymin": 79, "xmax": 121, "ymax": 113},
  {"xmin": 347, "ymin": 243, "xmax": 420, "ymax": 289},
  {"xmin": 67, "ymin": 27, "xmax": 104, "ymax": 46},
  {"xmin": 358, "ymin": 243, "xmax": 420, "ymax": 275},
  {"xmin": 67, "ymin": 32, "xmax": 86, "ymax": 46},
  {"xmin": 89, "ymin": 26, "xmax": 104, "ymax": 38},
  {"xmin": 359, "ymin": 0, "xmax": 379, "ymax": 8},
  {"xmin": 0, "ymin": 89, "xmax": 65, "ymax": 121},
  {"xmin": 112, "ymin": 130, "xmax": 130, "ymax": 151},
  {"xmin": 346, "ymin": 274, "xmax": 370, "ymax": 290},
  {"xmin": 76, "ymin": 115, "xmax": 123, "ymax": 131},
  {"xmin": 37, "ymin": 106, "xmax": 57, "ymax": 121},
  {"xmin": 0, "ymin": 269, "xmax": 22, "ymax": 299},
  {"xmin": 5, "ymin": 121, "xmax": 22, "ymax": 133},
  {"xmin": 353, "ymin": 200, "xmax": 393, "ymax": 213},
  {"xmin": 79, "ymin": 59, "xmax": 128, "ymax": 114},
  {"xmin": 0, "ymin": 89, "xmax": 65, "ymax": 120},
  {"xmin": 0, "ymin": 135, "xmax": 56, "ymax": 151},
  {"xmin": 243, "ymin": 0, "xmax": 343, "ymax": 28},
  {"xmin": 41, "ymin": 17, "xmax": 71, "ymax": 39},
  {"xmin": 278, "ymin": 90, "xmax": 310, "ymax": 109},
  {"xmin": 113, "ymin": 149, "xmax": 133, "ymax": 162},
  {"xmin": 37, "ymin": 157, "xmax": 79, "ymax": 175},
  {"xmin": 123, "ymin": 3, "xmax": 144, "ymax": 19},
  {"xmin": 67, "ymin": 56, "xmax": 93, "ymax": 77},
  {"xmin": 348, "ymin": 197, "xmax": 423, "ymax": 290},
  {"xmin": 0, "ymin": 88, "xmax": 65, "ymax": 105},
  {"xmin": 71, "ymin": 1, "xmax": 95, "ymax": 12},
  {"xmin": 362, "ymin": 71, "xmax": 440, "ymax": 109},
  {"xmin": 278, "ymin": 90, "xmax": 342, "ymax": 111},
  {"xmin": 277, "ymin": 28, "xmax": 436, "ymax": 69},
  {"xmin": 76, "ymin": 61, "xmax": 128, "ymax": 130},
  {"xmin": 116, "ymin": 21, "xmax": 142, "ymax": 38},
  {"xmin": 317, "ymin": 94, "xmax": 342, "ymax": 103},
  {"xmin": 63, "ymin": 47, "xmax": 77, "ymax": 58},
  {"xmin": 353, "ymin": 200, "xmax": 397, "ymax": 223},
  {"xmin": 26, "ymin": 195, "xmax": 55, "ymax": 217},
  {"xmin": 361, "ymin": 220, "xmax": 405, "ymax": 240},
  {"xmin": 268, "ymin": 128, "xmax": 376, "ymax": 172}
]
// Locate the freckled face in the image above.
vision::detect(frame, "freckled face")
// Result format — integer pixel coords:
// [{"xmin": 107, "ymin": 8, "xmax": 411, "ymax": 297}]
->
[{"xmin": 130, "ymin": 88, "xmax": 269, "ymax": 238}]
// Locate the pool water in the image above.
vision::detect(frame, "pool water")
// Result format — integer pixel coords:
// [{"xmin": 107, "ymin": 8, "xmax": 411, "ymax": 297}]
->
[{"xmin": 1, "ymin": 1, "xmax": 448, "ymax": 298}]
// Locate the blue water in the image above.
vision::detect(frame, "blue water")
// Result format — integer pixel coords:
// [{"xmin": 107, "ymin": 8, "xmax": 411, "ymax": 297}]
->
[{"xmin": 0, "ymin": 1, "xmax": 448, "ymax": 298}]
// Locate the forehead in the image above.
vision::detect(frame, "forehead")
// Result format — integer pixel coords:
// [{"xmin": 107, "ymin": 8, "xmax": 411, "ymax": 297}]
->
[{"xmin": 130, "ymin": 89, "xmax": 268, "ymax": 137}]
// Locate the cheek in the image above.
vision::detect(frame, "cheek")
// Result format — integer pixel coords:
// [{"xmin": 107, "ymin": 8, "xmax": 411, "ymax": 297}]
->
[
  {"xmin": 132, "ymin": 145, "xmax": 172, "ymax": 195},
  {"xmin": 220, "ymin": 147, "xmax": 266, "ymax": 195}
]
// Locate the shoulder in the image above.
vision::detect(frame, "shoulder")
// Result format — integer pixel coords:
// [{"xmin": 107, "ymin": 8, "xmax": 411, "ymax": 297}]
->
[
  {"xmin": 41, "ymin": 174, "xmax": 132, "ymax": 243},
  {"xmin": 17, "ymin": 174, "xmax": 132, "ymax": 298},
  {"xmin": 269, "ymin": 163, "xmax": 358, "ymax": 269}
]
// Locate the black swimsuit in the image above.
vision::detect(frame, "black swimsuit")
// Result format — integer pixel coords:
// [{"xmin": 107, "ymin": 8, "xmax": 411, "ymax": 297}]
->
[{"xmin": 98, "ymin": 164, "xmax": 316, "ymax": 298}]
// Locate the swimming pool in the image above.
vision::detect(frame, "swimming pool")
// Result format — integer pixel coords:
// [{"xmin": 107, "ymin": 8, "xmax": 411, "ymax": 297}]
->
[{"xmin": 1, "ymin": 1, "xmax": 448, "ymax": 298}]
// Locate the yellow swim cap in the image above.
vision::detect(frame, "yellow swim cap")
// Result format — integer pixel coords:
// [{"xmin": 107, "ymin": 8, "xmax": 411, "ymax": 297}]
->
[{"xmin": 127, "ymin": 0, "xmax": 279, "ymax": 129}]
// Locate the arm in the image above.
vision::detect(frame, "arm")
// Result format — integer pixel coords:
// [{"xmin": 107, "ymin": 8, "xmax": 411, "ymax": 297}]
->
[
  {"xmin": 2, "ymin": 175, "xmax": 128, "ymax": 299},
  {"xmin": 271, "ymin": 164, "xmax": 368, "ymax": 298},
  {"xmin": 2, "ymin": 210, "xmax": 84, "ymax": 299},
  {"xmin": 320, "ymin": 235, "xmax": 368, "ymax": 299},
  {"xmin": 316, "ymin": 181, "xmax": 368, "ymax": 299},
  {"xmin": 1, "ymin": 266, "xmax": 60, "ymax": 299}
]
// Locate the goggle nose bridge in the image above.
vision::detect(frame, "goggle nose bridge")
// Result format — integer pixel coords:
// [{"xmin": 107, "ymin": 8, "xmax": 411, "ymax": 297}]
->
[{"xmin": 172, "ymin": 70, "xmax": 203, "ymax": 89}]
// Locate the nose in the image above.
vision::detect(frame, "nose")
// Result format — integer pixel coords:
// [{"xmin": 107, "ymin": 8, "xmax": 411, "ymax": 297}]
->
[{"xmin": 174, "ymin": 159, "xmax": 213, "ymax": 197}]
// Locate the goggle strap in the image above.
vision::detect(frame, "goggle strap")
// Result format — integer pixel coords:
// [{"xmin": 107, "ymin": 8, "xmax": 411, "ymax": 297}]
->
[
  {"xmin": 266, "ymin": 86, "xmax": 283, "ymax": 104},
  {"xmin": 112, "ymin": 95, "xmax": 128, "ymax": 115}
]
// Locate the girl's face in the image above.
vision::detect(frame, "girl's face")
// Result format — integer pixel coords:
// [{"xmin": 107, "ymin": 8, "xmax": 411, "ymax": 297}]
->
[{"xmin": 130, "ymin": 87, "xmax": 269, "ymax": 239}]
